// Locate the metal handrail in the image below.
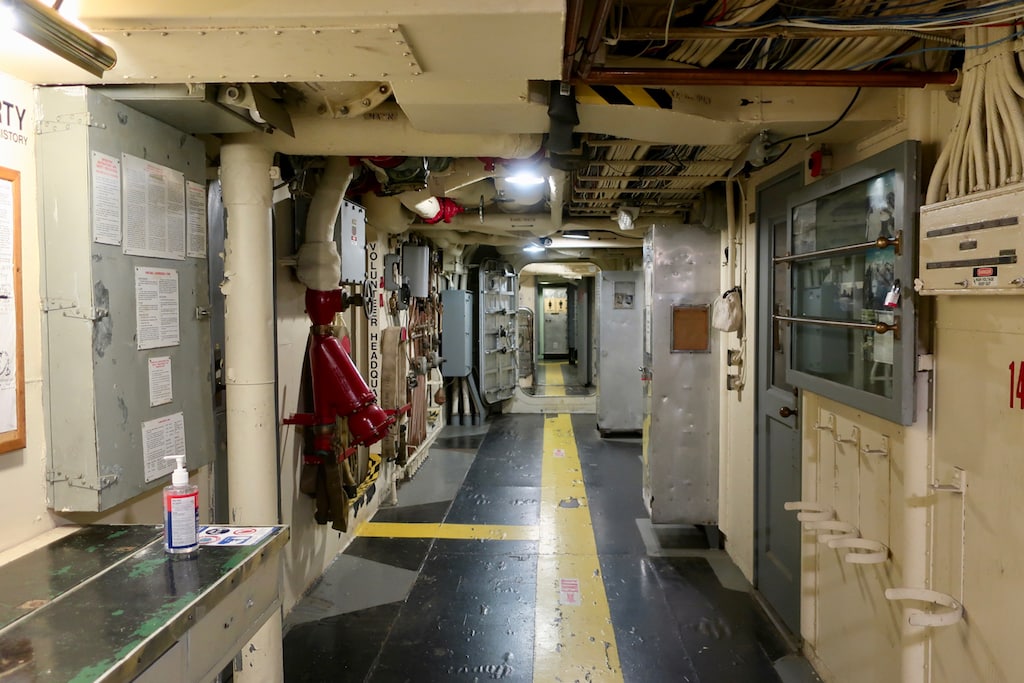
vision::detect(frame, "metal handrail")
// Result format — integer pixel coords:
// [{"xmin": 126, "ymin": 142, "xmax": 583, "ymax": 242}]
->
[
  {"xmin": 773, "ymin": 231, "xmax": 902, "ymax": 264},
  {"xmin": 774, "ymin": 314, "xmax": 900, "ymax": 339}
]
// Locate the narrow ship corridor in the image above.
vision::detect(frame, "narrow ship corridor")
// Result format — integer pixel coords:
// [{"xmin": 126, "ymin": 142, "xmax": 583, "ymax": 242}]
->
[
  {"xmin": 282, "ymin": 414, "xmax": 819, "ymax": 682},
  {"xmin": 533, "ymin": 362, "xmax": 593, "ymax": 397}
]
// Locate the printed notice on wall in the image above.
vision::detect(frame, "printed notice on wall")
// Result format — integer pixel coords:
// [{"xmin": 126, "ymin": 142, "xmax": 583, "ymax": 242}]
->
[
  {"xmin": 91, "ymin": 151, "xmax": 122, "ymax": 245},
  {"xmin": 186, "ymin": 180, "xmax": 207, "ymax": 258},
  {"xmin": 148, "ymin": 356, "xmax": 173, "ymax": 407},
  {"xmin": 142, "ymin": 412, "xmax": 186, "ymax": 482},
  {"xmin": 135, "ymin": 267, "xmax": 180, "ymax": 350},
  {"xmin": 122, "ymin": 154, "xmax": 186, "ymax": 260},
  {"xmin": 0, "ymin": 179, "xmax": 15, "ymax": 433}
]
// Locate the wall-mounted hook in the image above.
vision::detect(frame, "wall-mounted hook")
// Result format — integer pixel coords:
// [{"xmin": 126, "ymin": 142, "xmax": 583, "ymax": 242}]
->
[
  {"xmin": 885, "ymin": 588, "xmax": 963, "ymax": 627},
  {"xmin": 784, "ymin": 500, "xmax": 833, "ymax": 523},
  {"xmin": 806, "ymin": 520, "xmax": 859, "ymax": 543},
  {"xmin": 861, "ymin": 436, "xmax": 890, "ymax": 458},
  {"xmin": 930, "ymin": 466, "xmax": 966, "ymax": 494},
  {"xmin": 828, "ymin": 537, "xmax": 889, "ymax": 564},
  {"xmin": 813, "ymin": 413, "xmax": 835, "ymax": 432},
  {"xmin": 835, "ymin": 426, "xmax": 860, "ymax": 446}
]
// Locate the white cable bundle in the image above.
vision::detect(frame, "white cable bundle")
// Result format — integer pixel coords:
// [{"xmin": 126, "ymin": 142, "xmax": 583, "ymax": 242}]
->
[{"xmin": 927, "ymin": 27, "xmax": 1024, "ymax": 204}]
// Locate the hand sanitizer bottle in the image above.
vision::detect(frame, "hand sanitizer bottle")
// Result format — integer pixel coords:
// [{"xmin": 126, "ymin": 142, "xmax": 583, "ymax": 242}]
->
[{"xmin": 163, "ymin": 455, "xmax": 199, "ymax": 555}]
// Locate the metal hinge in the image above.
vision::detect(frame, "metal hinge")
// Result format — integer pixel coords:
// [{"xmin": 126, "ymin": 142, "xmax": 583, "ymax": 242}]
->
[
  {"xmin": 47, "ymin": 471, "xmax": 119, "ymax": 491},
  {"xmin": 41, "ymin": 298, "xmax": 109, "ymax": 321},
  {"xmin": 36, "ymin": 111, "xmax": 107, "ymax": 135}
]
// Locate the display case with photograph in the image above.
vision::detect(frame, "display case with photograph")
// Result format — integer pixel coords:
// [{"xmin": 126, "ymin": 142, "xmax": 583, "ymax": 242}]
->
[{"xmin": 778, "ymin": 141, "xmax": 920, "ymax": 425}]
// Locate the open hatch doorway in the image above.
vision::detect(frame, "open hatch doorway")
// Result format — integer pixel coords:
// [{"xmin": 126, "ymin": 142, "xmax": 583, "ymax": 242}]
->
[{"xmin": 517, "ymin": 262, "xmax": 598, "ymax": 398}]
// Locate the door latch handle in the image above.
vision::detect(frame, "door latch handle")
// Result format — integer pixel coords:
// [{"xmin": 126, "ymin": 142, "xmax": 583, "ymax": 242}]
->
[{"xmin": 779, "ymin": 406, "xmax": 798, "ymax": 418}]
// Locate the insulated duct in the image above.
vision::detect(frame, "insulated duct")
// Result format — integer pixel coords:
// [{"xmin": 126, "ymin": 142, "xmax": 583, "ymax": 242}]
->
[
  {"xmin": 296, "ymin": 157, "xmax": 354, "ymax": 291},
  {"xmin": 238, "ymin": 104, "xmax": 542, "ymax": 158}
]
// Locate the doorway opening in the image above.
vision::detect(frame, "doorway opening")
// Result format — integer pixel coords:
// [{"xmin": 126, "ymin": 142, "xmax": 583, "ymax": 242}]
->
[{"xmin": 517, "ymin": 262, "xmax": 598, "ymax": 398}]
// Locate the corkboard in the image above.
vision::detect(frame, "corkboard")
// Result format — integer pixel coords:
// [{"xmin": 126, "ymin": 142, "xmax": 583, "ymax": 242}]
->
[{"xmin": 671, "ymin": 305, "xmax": 710, "ymax": 353}]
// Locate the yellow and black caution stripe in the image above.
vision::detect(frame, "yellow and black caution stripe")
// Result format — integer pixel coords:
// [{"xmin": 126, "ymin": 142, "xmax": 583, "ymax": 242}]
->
[
  {"xmin": 353, "ymin": 450, "xmax": 382, "ymax": 502},
  {"xmin": 576, "ymin": 84, "xmax": 673, "ymax": 109}
]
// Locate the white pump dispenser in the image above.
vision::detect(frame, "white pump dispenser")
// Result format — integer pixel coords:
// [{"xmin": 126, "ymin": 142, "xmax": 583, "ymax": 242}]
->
[{"xmin": 163, "ymin": 455, "xmax": 199, "ymax": 555}]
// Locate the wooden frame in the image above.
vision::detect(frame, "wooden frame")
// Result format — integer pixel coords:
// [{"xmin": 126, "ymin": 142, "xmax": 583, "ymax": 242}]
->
[{"xmin": 0, "ymin": 167, "xmax": 25, "ymax": 453}]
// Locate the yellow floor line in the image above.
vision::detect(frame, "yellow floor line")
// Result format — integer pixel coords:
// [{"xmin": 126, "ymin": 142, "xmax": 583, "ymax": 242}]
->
[
  {"xmin": 543, "ymin": 362, "xmax": 567, "ymax": 397},
  {"xmin": 534, "ymin": 413, "xmax": 623, "ymax": 681},
  {"xmin": 356, "ymin": 522, "xmax": 538, "ymax": 541}
]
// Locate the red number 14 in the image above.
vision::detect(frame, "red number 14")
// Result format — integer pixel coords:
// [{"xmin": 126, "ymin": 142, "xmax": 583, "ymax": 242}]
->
[{"xmin": 1011, "ymin": 361, "xmax": 1024, "ymax": 409}]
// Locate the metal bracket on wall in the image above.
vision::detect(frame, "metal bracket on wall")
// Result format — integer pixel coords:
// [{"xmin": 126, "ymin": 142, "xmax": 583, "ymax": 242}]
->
[
  {"xmin": 47, "ymin": 471, "xmax": 119, "ymax": 491},
  {"xmin": 834, "ymin": 426, "xmax": 860, "ymax": 447},
  {"xmin": 36, "ymin": 112, "xmax": 107, "ymax": 135},
  {"xmin": 813, "ymin": 412, "xmax": 836, "ymax": 433},
  {"xmin": 41, "ymin": 298, "xmax": 109, "ymax": 321},
  {"xmin": 861, "ymin": 435, "xmax": 890, "ymax": 457}
]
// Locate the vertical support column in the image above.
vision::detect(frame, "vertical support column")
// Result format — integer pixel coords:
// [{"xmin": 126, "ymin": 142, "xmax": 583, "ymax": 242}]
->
[{"xmin": 220, "ymin": 140, "xmax": 283, "ymax": 683}]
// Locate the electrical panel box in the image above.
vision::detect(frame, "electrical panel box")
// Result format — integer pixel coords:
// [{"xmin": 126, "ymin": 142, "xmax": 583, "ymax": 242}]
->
[
  {"xmin": 402, "ymin": 245, "xmax": 430, "ymax": 297},
  {"xmin": 337, "ymin": 199, "xmax": 366, "ymax": 284},
  {"xmin": 918, "ymin": 182, "xmax": 1024, "ymax": 294},
  {"xmin": 441, "ymin": 289, "xmax": 472, "ymax": 377},
  {"xmin": 36, "ymin": 87, "xmax": 214, "ymax": 512}
]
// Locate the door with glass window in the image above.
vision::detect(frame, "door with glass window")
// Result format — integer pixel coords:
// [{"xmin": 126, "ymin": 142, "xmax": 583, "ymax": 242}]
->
[{"xmin": 756, "ymin": 168, "xmax": 803, "ymax": 635}]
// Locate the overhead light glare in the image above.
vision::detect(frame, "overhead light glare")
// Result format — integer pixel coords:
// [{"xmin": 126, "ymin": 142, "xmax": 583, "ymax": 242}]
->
[
  {"xmin": 505, "ymin": 171, "xmax": 547, "ymax": 186},
  {"xmin": 0, "ymin": 3, "xmax": 17, "ymax": 30},
  {"xmin": 523, "ymin": 243, "xmax": 546, "ymax": 254},
  {"xmin": 562, "ymin": 230, "xmax": 590, "ymax": 240},
  {"xmin": 7, "ymin": 0, "xmax": 117, "ymax": 78}
]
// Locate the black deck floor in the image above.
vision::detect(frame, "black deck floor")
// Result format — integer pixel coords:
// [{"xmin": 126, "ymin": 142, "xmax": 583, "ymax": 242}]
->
[{"xmin": 283, "ymin": 414, "xmax": 820, "ymax": 683}]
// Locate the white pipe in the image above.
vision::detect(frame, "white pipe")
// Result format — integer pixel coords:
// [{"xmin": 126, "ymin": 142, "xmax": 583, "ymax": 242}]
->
[
  {"xmin": 306, "ymin": 157, "xmax": 354, "ymax": 244},
  {"xmin": 725, "ymin": 179, "xmax": 737, "ymax": 290},
  {"xmin": 296, "ymin": 157, "xmax": 353, "ymax": 290},
  {"xmin": 549, "ymin": 170, "xmax": 566, "ymax": 230},
  {"xmin": 900, "ymin": 369, "xmax": 935, "ymax": 683},
  {"xmin": 219, "ymin": 140, "xmax": 283, "ymax": 682},
  {"xmin": 236, "ymin": 103, "xmax": 542, "ymax": 158}
]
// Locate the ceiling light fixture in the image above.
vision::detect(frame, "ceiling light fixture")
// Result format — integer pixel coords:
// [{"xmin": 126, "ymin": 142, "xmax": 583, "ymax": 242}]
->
[
  {"xmin": 615, "ymin": 206, "xmax": 639, "ymax": 231},
  {"xmin": 505, "ymin": 171, "xmax": 547, "ymax": 186},
  {"xmin": 561, "ymin": 230, "xmax": 590, "ymax": 240},
  {"xmin": 4, "ymin": 0, "xmax": 117, "ymax": 78},
  {"xmin": 523, "ymin": 243, "xmax": 547, "ymax": 254}
]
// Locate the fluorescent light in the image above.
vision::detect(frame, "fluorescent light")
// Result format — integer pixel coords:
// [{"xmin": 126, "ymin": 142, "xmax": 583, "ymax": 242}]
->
[
  {"xmin": 505, "ymin": 171, "xmax": 546, "ymax": 186},
  {"xmin": 6, "ymin": 0, "xmax": 117, "ymax": 77},
  {"xmin": 0, "ymin": 3, "xmax": 16, "ymax": 29},
  {"xmin": 562, "ymin": 230, "xmax": 590, "ymax": 240},
  {"xmin": 523, "ymin": 243, "xmax": 546, "ymax": 253}
]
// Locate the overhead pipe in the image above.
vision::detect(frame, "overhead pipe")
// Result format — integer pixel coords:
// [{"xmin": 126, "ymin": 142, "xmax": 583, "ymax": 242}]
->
[
  {"xmin": 236, "ymin": 103, "xmax": 542, "ymax": 158},
  {"xmin": 577, "ymin": 0, "xmax": 615, "ymax": 79},
  {"xmin": 577, "ymin": 67, "xmax": 959, "ymax": 89},
  {"xmin": 562, "ymin": 0, "xmax": 584, "ymax": 81},
  {"xmin": 219, "ymin": 140, "xmax": 283, "ymax": 682}
]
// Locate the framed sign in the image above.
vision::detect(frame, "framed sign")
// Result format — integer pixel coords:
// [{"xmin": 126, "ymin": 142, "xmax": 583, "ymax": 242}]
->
[{"xmin": 0, "ymin": 167, "xmax": 25, "ymax": 453}]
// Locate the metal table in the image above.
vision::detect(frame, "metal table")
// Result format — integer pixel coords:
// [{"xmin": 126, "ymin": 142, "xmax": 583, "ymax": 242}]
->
[{"xmin": 0, "ymin": 524, "xmax": 288, "ymax": 682}]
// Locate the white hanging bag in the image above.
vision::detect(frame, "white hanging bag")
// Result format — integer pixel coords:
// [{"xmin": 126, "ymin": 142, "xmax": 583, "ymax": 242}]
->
[{"xmin": 711, "ymin": 288, "xmax": 743, "ymax": 333}]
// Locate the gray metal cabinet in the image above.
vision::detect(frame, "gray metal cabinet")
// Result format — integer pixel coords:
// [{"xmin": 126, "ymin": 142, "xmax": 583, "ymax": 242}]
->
[
  {"xmin": 596, "ymin": 271, "xmax": 644, "ymax": 433},
  {"xmin": 36, "ymin": 87, "xmax": 214, "ymax": 511},
  {"xmin": 642, "ymin": 224, "xmax": 721, "ymax": 525}
]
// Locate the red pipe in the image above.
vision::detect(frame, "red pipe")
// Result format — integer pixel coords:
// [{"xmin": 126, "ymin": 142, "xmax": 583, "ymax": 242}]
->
[
  {"xmin": 577, "ymin": 0, "xmax": 614, "ymax": 79},
  {"xmin": 562, "ymin": 0, "xmax": 584, "ymax": 82},
  {"xmin": 576, "ymin": 67, "xmax": 959, "ymax": 89}
]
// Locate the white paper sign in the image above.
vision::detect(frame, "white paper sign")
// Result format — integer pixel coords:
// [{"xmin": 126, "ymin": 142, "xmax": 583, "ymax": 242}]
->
[
  {"xmin": 142, "ymin": 412, "xmax": 186, "ymax": 482},
  {"xmin": 91, "ymin": 151, "xmax": 122, "ymax": 245},
  {"xmin": 122, "ymin": 154, "xmax": 186, "ymax": 260},
  {"xmin": 0, "ymin": 179, "xmax": 15, "ymax": 433},
  {"xmin": 135, "ymin": 267, "xmax": 180, "ymax": 350},
  {"xmin": 148, "ymin": 356, "xmax": 173, "ymax": 407},
  {"xmin": 186, "ymin": 180, "xmax": 207, "ymax": 258}
]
